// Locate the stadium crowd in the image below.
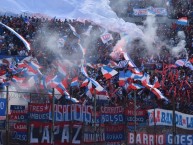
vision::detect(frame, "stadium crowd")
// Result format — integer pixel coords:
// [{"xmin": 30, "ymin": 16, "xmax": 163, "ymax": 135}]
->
[{"xmin": 0, "ymin": 9, "xmax": 193, "ymax": 115}]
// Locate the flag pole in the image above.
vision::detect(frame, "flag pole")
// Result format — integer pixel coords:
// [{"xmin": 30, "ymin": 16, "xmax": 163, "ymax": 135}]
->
[
  {"xmin": 52, "ymin": 88, "xmax": 55, "ymax": 145},
  {"xmin": 134, "ymin": 90, "xmax": 136, "ymax": 145},
  {"xmin": 172, "ymin": 92, "xmax": 176, "ymax": 145},
  {"xmin": 94, "ymin": 89, "xmax": 97, "ymax": 145},
  {"xmin": 154, "ymin": 99, "xmax": 156, "ymax": 145},
  {"xmin": 6, "ymin": 86, "xmax": 9, "ymax": 145},
  {"xmin": 27, "ymin": 93, "xmax": 32, "ymax": 145}
]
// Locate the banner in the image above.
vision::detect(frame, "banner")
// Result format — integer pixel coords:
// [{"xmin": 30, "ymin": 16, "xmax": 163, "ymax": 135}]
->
[
  {"xmin": 125, "ymin": 109, "xmax": 147, "ymax": 125},
  {"xmin": 105, "ymin": 125, "xmax": 125, "ymax": 142},
  {"xmin": 148, "ymin": 108, "xmax": 193, "ymax": 130},
  {"xmin": 10, "ymin": 105, "xmax": 25, "ymax": 111},
  {"xmin": 30, "ymin": 122, "xmax": 82, "ymax": 144},
  {"xmin": 100, "ymin": 106, "xmax": 124, "ymax": 123},
  {"xmin": 10, "ymin": 105, "xmax": 27, "ymax": 120},
  {"xmin": 100, "ymin": 33, "xmax": 113, "ymax": 44},
  {"xmin": 0, "ymin": 99, "xmax": 6, "ymax": 120},
  {"xmin": 133, "ymin": 6, "xmax": 167, "ymax": 16},
  {"xmin": 128, "ymin": 132, "xmax": 165, "ymax": 145},
  {"xmin": 11, "ymin": 122, "xmax": 27, "ymax": 142},
  {"xmin": 28, "ymin": 103, "xmax": 50, "ymax": 120},
  {"xmin": 83, "ymin": 126, "xmax": 105, "ymax": 143},
  {"xmin": 128, "ymin": 132, "xmax": 193, "ymax": 145},
  {"xmin": 50, "ymin": 104, "xmax": 92, "ymax": 122},
  {"xmin": 166, "ymin": 134, "xmax": 193, "ymax": 145}
]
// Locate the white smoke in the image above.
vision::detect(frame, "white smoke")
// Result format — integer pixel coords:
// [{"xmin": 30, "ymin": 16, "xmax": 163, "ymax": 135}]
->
[
  {"xmin": 171, "ymin": 31, "xmax": 187, "ymax": 59},
  {"xmin": 143, "ymin": 16, "xmax": 158, "ymax": 54}
]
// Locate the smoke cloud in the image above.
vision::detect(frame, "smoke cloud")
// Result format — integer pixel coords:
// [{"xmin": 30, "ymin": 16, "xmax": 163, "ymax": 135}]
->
[{"xmin": 171, "ymin": 31, "xmax": 187, "ymax": 59}]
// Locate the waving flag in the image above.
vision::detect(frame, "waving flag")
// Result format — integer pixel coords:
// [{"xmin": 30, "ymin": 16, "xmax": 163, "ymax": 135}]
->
[
  {"xmin": 54, "ymin": 83, "xmax": 67, "ymax": 97},
  {"xmin": 2, "ymin": 58, "xmax": 13, "ymax": 66},
  {"xmin": 21, "ymin": 67, "xmax": 39, "ymax": 77},
  {"xmin": 125, "ymin": 83, "xmax": 144, "ymax": 90},
  {"xmin": 17, "ymin": 62, "xmax": 27, "ymax": 68},
  {"xmin": 175, "ymin": 59, "xmax": 186, "ymax": 67},
  {"xmin": 19, "ymin": 76, "xmax": 37, "ymax": 89},
  {"xmin": 86, "ymin": 81, "xmax": 109, "ymax": 100},
  {"xmin": 117, "ymin": 60, "xmax": 129, "ymax": 68},
  {"xmin": 185, "ymin": 61, "xmax": 193, "ymax": 70},
  {"xmin": 48, "ymin": 74, "xmax": 63, "ymax": 88},
  {"xmin": 64, "ymin": 94, "xmax": 79, "ymax": 103},
  {"xmin": 81, "ymin": 79, "xmax": 89, "ymax": 87},
  {"xmin": 68, "ymin": 24, "xmax": 80, "ymax": 38},
  {"xmin": 142, "ymin": 75, "xmax": 167, "ymax": 100},
  {"xmin": 123, "ymin": 52, "xmax": 142, "ymax": 75},
  {"xmin": 153, "ymin": 76, "xmax": 160, "ymax": 88},
  {"xmin": 81, "ymin": 65, "xmax": 89, "ymax": 78},
  {"xmin": 108, "ymin": 60, "xmax": 118, "ymax": 68},
  {"xmin": 89, "ymin": 78, "xmax": 104, "ymax": 92},
  {"xmin": 70, "ymin": 77, "xmax": 79, "ymax": 87},
  {"xmin": 130, "ymin": 83, "xmax": 144, "ymax": 90},
  {"xmin": 96, "ymin": 91, "xmax": 110, "ymax": 100},
  {"xmin": 124, "ymin": 70, "xmax": 143, "ymax": 81},
  {"xmin": 39, "ymin": 76, "xmax": 47, "ymax": 90},
  {"xmin": 12, "ymin": 76, "xmax": 25, "ymax": 83},
  {"xmin": 57, "ymin": 62, "xmax": 67, "ymax": 77},
  {"xmin": 176, "ymin": 17, "xmax": 188, "ymax": 26},
  {"xmin": 85, "ymin": 81, "xmax": 93, "ymax": 99},
  {"xmin": 119, "ymin": 71, "xmax": 126, "ymax": 86},
  {"xmin": 151, "ymin": 88, "xmax": 168, "ymax": 101},
  {"xmin": 28, "ymin": 61, "xmax": 42, "ymax": 70},
  {"xmin": 101, "ymin": 65, "xmax": 118, "ymax": 79},
  {"xmin": 0, "ymin": 22, "xmax": 31, "ymax": 51}
]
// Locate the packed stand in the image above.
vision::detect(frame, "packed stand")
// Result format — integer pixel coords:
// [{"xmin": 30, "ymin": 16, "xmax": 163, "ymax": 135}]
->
[{"xmin": 0, "ymin": 15, "xmax": 193, "ymax": 115}]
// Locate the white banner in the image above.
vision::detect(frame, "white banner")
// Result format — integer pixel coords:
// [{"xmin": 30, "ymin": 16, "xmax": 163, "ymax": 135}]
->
[
  {"xmin": 133, "ymin": 6, "xmax": 167, "ymax": 16},
  {"xmin": 100, "ymin": 33, "xmax": 113, "ymax": 44},
  {"xmin": 148, "ymin": 108, "xmax": 193, "ymax": 130}
]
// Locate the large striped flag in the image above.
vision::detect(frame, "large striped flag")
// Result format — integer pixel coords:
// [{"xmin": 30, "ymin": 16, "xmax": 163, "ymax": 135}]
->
[{"xmin": 101, "ymin": 66, "xmax": 118, "ymax": 79}]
